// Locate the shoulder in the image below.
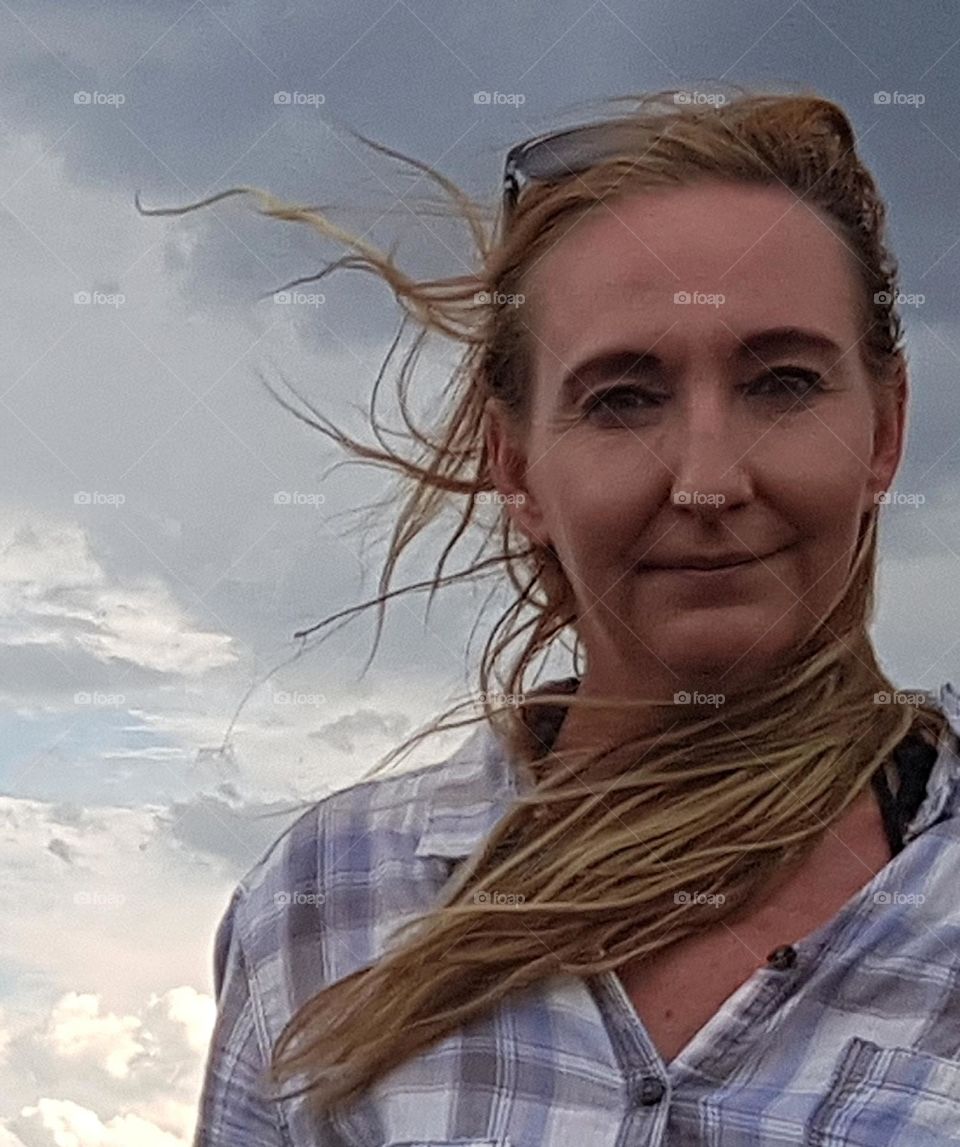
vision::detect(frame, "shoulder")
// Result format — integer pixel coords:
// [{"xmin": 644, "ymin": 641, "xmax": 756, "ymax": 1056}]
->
[
  {"xmin": 195, "ymin": 736, "xmax": 512, "ymax": 1147},
  {"xmin": 225, "ymin": 721, "xmax": 514, "ymax": 1004}
]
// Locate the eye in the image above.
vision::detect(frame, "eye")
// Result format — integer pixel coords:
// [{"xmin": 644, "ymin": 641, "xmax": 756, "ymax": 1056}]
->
[
  {"xmin": 748, "ymin": 368, "xmax": 826, "ymax": 402},
  {"xmin": 582, "ymin": 386, "xmax": 660, "ymax": 422}
]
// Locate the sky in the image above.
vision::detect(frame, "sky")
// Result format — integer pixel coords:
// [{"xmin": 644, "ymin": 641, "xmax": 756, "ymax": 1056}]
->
[{"xmin": 3, "ymin": 1, "xmax": 960, "ymax": 1143}]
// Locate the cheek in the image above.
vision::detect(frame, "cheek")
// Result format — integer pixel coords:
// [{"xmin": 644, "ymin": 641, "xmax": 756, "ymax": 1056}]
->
[
  {"xmin": 763, "ymin": 417, "xmax": 874, "ymax": 530},
  {"xmin": 527, "ymin": 454, "xmax": 660, "ymax": 589}
]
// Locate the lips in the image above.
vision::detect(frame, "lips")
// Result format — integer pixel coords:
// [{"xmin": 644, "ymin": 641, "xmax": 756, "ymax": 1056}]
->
[
  {"xmin": 643, "ymin": 554, "xmax": 759, "ymax": 571},
  {"xmin": 639, "ymin": 546, "xmax": 786, "ymax": 572}
]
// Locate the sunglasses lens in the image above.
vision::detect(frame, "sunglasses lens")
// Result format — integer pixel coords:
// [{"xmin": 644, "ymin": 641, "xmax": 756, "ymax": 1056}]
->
[{"xmin": 511, "ymin": 120, "xmax": 642, "ymax": 186}]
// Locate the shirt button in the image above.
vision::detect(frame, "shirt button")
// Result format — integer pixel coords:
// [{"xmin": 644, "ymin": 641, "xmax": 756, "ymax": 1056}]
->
[
  {"xmin": 767, "ymin": 944, "xmax": 797, "ymax": 970},
  {"xmin": 639, "ymin": 1076, "xmax": 666, "ymax": 1105}
]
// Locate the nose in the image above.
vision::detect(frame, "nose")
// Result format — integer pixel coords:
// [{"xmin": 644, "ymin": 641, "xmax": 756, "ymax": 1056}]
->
[{"xmin": 668, "ymin": 391, "xmax": 754, "ymax": 518}]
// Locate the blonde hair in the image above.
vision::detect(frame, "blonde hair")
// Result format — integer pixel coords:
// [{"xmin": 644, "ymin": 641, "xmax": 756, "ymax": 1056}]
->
[{"xmin": 140, "ymin": 84, "xmax": 949, "ymax": 1118}]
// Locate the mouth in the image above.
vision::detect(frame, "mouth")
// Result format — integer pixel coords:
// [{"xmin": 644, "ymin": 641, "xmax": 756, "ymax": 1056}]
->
[
  {"xmin": 639, "ymin": 548, "xmax": 786, "ymax": 575},
  {"xmin": 659, "ymin": 561, "xmax": 757, "ymax": 577}
]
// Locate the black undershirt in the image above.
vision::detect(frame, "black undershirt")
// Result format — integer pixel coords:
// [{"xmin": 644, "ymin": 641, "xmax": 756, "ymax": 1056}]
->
[{"xmin": 873, "ymin": 731, "xmax": 939, "ymax": 855}]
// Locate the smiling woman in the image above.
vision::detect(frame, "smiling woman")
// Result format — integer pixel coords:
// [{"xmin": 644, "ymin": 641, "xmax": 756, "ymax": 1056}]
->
[
  {"xmin": 141, "ymin": 86, "xmax": 960, "ymax": 1146},
  {"xmin": 487, "ymin": 175, "xmax": 904, "ymax": 712}
]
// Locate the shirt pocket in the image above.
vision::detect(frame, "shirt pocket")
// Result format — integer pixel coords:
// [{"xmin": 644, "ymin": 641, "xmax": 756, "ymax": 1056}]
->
[{"xmin": 808, "ymin": 1037, "xmax": 960, "ymax": 1146}]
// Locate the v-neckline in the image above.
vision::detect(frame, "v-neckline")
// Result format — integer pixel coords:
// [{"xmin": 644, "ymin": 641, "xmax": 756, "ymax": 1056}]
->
[{"xmin": 587, "ymin": 829, "xmax": 915, "ymax": 1078}]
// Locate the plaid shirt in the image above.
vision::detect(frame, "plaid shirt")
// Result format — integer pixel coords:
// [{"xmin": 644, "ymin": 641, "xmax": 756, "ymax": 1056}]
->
[{"xmin": 194, "ymin": 681, "xmax": 960, "ymax": 1146}]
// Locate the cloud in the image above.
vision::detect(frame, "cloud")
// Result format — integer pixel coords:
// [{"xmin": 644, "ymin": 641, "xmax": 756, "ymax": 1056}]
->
[
  {"xmin": 39, "ymin": 986, "xmax": 215, "ymax": 1085},
  {"xmin": 156, "ymin": 987, "xmax": 216, "ymax": 1058},
  {"xmin": 15, "ymin": 1097, "xmax": 186, "ymax": 1147},
  {"xmin": 0, "ymin": 1005, "xmax": 12, "ymax": 1067},
  {"xmin": 2, "ymin": 984, "xmax": 216, "ymax": 1146},
  {"xmin": 307, "ymin": 706, "xmax": 411, "ymax": 753},
  {"xmin": 0, "ymin": 794, "xmax": 236, "ymax": 1002},
  {"xmin": 0, "ymin": 515, "xmax": 238, "ymax": 687},
  {"xmin": 155, "ymin": 788, "xmax": 308, "ymax": 870},
  {"xmin": 0, "ymin": 982, "xmax": 213, "ymax": 1144},
  {"xmin": 42, "ymin": 992, "xmax": 147, "ymax": 1081},
  {"xmin": 46, "ymin": 838, "xmax": 75, "ymax": 865}
]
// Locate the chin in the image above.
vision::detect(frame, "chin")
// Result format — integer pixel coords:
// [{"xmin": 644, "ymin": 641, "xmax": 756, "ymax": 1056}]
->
[{"xmin": 645, "ymin": 611, "xmax": 802, "ymax": 682}]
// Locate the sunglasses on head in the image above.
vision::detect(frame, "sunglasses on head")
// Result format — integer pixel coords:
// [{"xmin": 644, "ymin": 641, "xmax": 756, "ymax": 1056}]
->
[{"xmin": 501, "ymin": 117, "xmax": 658, "ymax": 227}]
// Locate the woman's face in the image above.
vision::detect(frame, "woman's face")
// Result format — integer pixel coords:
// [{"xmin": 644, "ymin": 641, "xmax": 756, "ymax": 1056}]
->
[{"xmin": 486, "ymin": 181, "xmax": 905, "ymax": 696}]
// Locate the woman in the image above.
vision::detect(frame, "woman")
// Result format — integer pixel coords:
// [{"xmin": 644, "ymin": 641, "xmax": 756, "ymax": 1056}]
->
[{"xmin": 163, "ymin": 88, "xmax": 960, "ymax": 1144}]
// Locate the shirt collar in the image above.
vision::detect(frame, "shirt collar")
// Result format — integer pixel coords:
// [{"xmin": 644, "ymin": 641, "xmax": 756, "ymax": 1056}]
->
[
  {"xmin": 905, "ymin": 680, "xmax": 960, "ymax": 842},
  {"xmin": 414, "ymin": 676, "xmax": 577, "ymax": 862},
  {"xmin": 413, "ymin": 720, "xmax": 527, "ymax": 861}
]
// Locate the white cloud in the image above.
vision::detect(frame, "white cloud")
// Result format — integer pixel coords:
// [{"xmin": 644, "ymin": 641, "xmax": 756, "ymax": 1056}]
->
[
  {"xmin": 39, "ymin": 985, "xmax": 215, "ymax": 1086},
  {"xmin": 0, "ymin": 794, "xmax": 235, "ymax": 1002},
  {"xmin": 1, "ymin": 983, "xmax": 216, "ymax": 1146},
  {"xmin": 43, "ymin": 993, "xmax": 147, "ymax": 1081},
  {"xmin": 154, "ymin": 988, "xmax": 215, "ymax": 1058},
  {"xmin": 16, "ymin": 1097, "xmax": 186, "ymax": 1147},
  {"xmin": 0, "ymin": 515, "xmax": 238, "ymax": 681},
  {"xmin": 0, "ymin": 1004, "xmax": 13, "ymax": 1067}
]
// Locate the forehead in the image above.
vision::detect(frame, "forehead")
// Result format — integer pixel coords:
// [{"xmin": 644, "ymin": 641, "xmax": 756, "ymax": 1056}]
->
[{"xmin": 523, "ymin": 181, "xmax": 863, "ymax": 364}]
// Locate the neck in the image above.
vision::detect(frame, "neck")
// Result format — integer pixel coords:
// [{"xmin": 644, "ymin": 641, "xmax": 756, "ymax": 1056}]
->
[{"xmin": 546, "ymin": 673, "xmax": 707, "ymax": 758}]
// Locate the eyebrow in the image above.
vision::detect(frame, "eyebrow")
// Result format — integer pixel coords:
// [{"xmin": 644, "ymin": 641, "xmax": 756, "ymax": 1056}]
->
[{"xmin": 557, "ymin": 326, "xmax": 846, "ymax": 402}]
